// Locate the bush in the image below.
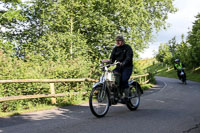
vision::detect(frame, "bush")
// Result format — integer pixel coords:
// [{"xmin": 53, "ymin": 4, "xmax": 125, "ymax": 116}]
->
[{"xmin": 0, "ymin": 52, "xmax": 94, "ymax": 112}]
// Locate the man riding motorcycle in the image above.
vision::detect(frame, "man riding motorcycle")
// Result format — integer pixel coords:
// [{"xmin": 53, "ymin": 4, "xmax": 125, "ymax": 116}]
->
[
  {"xmin": 110, "ymin": 35, "xmax": 133, "ymax": 101},
  {"xmin": 174, "ymin": 59, "xmax": 186, "ymax": 81}
]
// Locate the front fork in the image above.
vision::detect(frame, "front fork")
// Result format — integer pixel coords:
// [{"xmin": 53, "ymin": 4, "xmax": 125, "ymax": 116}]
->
[{"xmin": 98, "ymin": 83, "xmax": 107, "ymax": 102}]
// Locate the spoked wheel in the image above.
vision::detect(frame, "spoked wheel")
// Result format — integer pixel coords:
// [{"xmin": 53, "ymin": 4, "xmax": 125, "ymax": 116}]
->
[
  {"xmin": 89, "ymin": 86, "xmax": 110, "ymax": 118},
  {"xmin": 126, "ymin": 85, "xmax": 140, "ymax": 111}
]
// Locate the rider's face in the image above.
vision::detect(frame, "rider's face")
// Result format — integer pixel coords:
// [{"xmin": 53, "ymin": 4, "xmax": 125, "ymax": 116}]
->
[{"xmin": 116, "ymin": 40, "xmax": 123, "ymax": 47}]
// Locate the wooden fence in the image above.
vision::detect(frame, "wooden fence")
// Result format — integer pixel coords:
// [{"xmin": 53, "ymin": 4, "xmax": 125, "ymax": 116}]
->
[
  {"xmin": 0, "ymin": 74, "xmax": 150, "ymax": 103},
  {"xmin": 131, "ymin": 74, "xmax": 150, "ymax": 85}
]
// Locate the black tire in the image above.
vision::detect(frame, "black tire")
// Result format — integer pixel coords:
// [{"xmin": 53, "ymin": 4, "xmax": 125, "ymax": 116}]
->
[
  {"xmin": 89, "ymin": 86, "xmax": 110, "ymax": 118},
  {"xmin": 181, "ymin": 75, "xmax": 187, "ymax": 85},
  {"xmin": 126, "ymin": 84, "xmax": 140, "ymax": 111},
  {"xmin": 184, "ymin": 81, "xmax": 187, "ymax": 85},
  {"xmin": 183, "ymin": 78, "xmax": 187, "ymax": 85}
]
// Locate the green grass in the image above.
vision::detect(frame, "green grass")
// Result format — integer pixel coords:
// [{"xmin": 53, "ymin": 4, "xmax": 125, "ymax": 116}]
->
[
  {"xmin": 141, "ymin": 84, "xmax": 154, "ymax": 90},
  {"xmin": 137, "ymin": 58, "xmax": 200, "ymax": 82},
  {"xmin": 147, "ymin": 63, "xmax": 200, "ymax": 82},
  {"xmin": 157, "ymin": 67, "xmax": 200, "ymax": 82}
]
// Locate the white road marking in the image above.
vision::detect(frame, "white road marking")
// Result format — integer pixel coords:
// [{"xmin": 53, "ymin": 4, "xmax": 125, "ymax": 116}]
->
[
  {"xmin": 143, "ymin": 78, "xmax": 168, "ymax": 103},
  {"xmin": 158, "ymin": 79, "xmax": 168, "ymax": 91}
]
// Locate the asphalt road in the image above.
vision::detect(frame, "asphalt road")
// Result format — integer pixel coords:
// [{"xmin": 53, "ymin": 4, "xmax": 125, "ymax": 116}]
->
[{"xmin": 0, "ymin": 76, "xmax": 200, "ymax": 133}]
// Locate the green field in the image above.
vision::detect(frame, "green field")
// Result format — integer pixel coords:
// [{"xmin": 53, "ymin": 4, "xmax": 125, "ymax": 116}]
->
[{"xmin": 138, "ymin": 58, "xmax": 200, "ymax": 82}]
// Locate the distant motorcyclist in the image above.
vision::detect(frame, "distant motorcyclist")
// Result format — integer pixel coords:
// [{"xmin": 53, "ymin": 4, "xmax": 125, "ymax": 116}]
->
[{"xmin": 174, "ymin": 59, "xmax": 186, "ymax": 80}]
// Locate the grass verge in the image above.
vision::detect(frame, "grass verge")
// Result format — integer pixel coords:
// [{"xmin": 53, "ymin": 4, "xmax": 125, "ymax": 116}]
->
[
  {"xmin": 146, "ymin": 63, "xmax": 200, "ymax": 82},
  {"xmin": 0, "ymin": 98, "xmax": 89, "ymax": 117},
  {"xmin": 141, "ymin": 84, "xmax": 154, "ymax": 91},
  {"xmin": 0, "ymin": 104, "xmax": 57, "ymax": 117}
]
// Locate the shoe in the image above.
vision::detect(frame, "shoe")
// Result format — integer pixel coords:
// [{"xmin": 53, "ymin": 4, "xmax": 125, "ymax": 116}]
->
[{"xmin": 124, "ymin": 88, "xmax": 130, "ymax": 98}]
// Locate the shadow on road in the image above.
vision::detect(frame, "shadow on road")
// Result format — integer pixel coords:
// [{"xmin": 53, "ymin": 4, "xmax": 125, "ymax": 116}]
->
[{"xmin": 0, "ymin": 105, "xmax": 89, "ymax": 128}]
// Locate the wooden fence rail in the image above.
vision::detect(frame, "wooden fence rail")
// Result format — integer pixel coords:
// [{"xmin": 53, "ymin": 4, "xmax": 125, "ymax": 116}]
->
[
  {"xmin": 131, "ymin": 74, "xmax": 150, "ymax": 84},
  {"xmin": 0, "ymin": 78, "xmax": 98, "ymax": 84},
  {"xmin": 0, "ymin": 74, "xmax": 150, "ymax": 103}
]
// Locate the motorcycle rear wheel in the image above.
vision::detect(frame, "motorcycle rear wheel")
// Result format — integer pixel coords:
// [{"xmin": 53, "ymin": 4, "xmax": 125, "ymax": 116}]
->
[{"xmin": 126, "ymin": 85, "xmax": 140, "ymax": 111}]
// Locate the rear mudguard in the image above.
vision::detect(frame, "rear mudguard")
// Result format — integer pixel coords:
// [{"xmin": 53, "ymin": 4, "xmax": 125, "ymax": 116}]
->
[{"xmin": 129, "ymin": 80, "xmax": 143, "ymax": 95}]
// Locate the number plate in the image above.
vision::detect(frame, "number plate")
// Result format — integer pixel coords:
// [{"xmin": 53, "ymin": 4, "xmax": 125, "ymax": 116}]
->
[{"xmin": 105, "ymin": 72, "xmax": 115, "ymax": 81}]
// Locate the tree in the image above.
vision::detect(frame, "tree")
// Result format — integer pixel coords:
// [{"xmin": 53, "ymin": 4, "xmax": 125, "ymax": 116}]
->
[
  {"xmin": 156, "ymin": 43, "xmax": 172, "ymax": 65},
  {"xmin": 0, "ymin": 0, "xmax": 24, "ymax": 56},
  {"xmin": 187, "ymin": 13, "xmax": 200, "ymax": 68},
  {"xmin": 0, "ymin": 0, "xmax": 177, "ymax": 62}
]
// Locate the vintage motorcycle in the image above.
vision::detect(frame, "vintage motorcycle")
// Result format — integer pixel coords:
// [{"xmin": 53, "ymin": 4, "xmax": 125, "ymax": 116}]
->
[{"xmin": 89, "ymin": 60, "xmax": 143, "ymax": 118}]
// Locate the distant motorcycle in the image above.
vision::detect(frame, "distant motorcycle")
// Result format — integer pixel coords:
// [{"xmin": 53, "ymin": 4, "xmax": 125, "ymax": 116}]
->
[{"xmin": 89, "ymin": 60, "xmax": 142, "ymax": 118}]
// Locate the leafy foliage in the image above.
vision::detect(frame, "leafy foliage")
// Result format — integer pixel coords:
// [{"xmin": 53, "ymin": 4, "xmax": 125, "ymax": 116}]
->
[
  {"xmin": 0, "ymin": 0, "xmax": 176, "ymax": 59},
  {"xmin": 187, "ymin": 13, "xmax": 200, "ymax": 68},
  {"xmin": 155, "ymin": 43, "xmax": 172, "ymax": 64},
  {"xmin": 155, "ymin": 13, "xmax": 200, "ymax": 69},
  {"xmin": 0, "ymin": 51, "xmax": 94, "ymax": 112},
  {"xmin": 0, "ymin": 0, "xmax": 176, "ymax": 112}
]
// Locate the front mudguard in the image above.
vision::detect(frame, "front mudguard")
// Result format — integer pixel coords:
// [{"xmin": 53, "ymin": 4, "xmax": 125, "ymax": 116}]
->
[
  {"xmin": 92, "ymin": 82, "xmax": 103, "ymax": 88},
  {"xmin": 92, "ymin": 82, "xmax": 112, "ymax": 106},
  {"xmin": 129, "ymin": 80, "xmax": 143, "ymax": 95}
]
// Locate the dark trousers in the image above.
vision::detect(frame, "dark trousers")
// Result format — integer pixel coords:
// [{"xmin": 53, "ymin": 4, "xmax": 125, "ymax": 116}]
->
[
  {"xmin": 113, "ymin": 66, "xmax": 133, "ymax": 90},
  {"xmin": 177, "ymin": 70, "xmax": 181, "ymax": 79}
]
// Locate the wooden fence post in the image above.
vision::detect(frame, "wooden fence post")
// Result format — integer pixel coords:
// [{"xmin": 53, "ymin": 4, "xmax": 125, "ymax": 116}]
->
[{"xmin": 50, "ymin": 83, "xmax": 56, "ymax": 104}]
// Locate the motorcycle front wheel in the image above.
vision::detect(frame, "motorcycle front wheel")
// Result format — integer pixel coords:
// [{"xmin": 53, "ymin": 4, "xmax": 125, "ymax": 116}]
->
[
  {"xmin": 89, "ymin": 86, "xmax": 110, "ymax": 118},
  {"xmin": 181, "ymin": 75, "xmax": 187, "ymax": 85}
]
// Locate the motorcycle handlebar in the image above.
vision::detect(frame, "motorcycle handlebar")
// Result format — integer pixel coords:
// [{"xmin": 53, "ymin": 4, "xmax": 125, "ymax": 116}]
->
[{"xmin": 100, "ymin": 60, "xmax": 120, "ymax": 68}]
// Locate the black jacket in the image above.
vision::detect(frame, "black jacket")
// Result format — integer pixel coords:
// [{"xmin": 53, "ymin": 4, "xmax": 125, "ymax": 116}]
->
[{"xmin": 110, "ymin": 44, "xmax": 133, "ymax": 67}]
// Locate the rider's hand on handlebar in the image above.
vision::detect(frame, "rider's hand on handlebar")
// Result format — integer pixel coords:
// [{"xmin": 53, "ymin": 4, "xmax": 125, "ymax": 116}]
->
[
  {"xmin": 101, "ymin": 59, "xmax": 111, "ymax": 64},
  {"xmin": 117, "ymin": 62, "xmax": 124, "ymax": 68}
]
